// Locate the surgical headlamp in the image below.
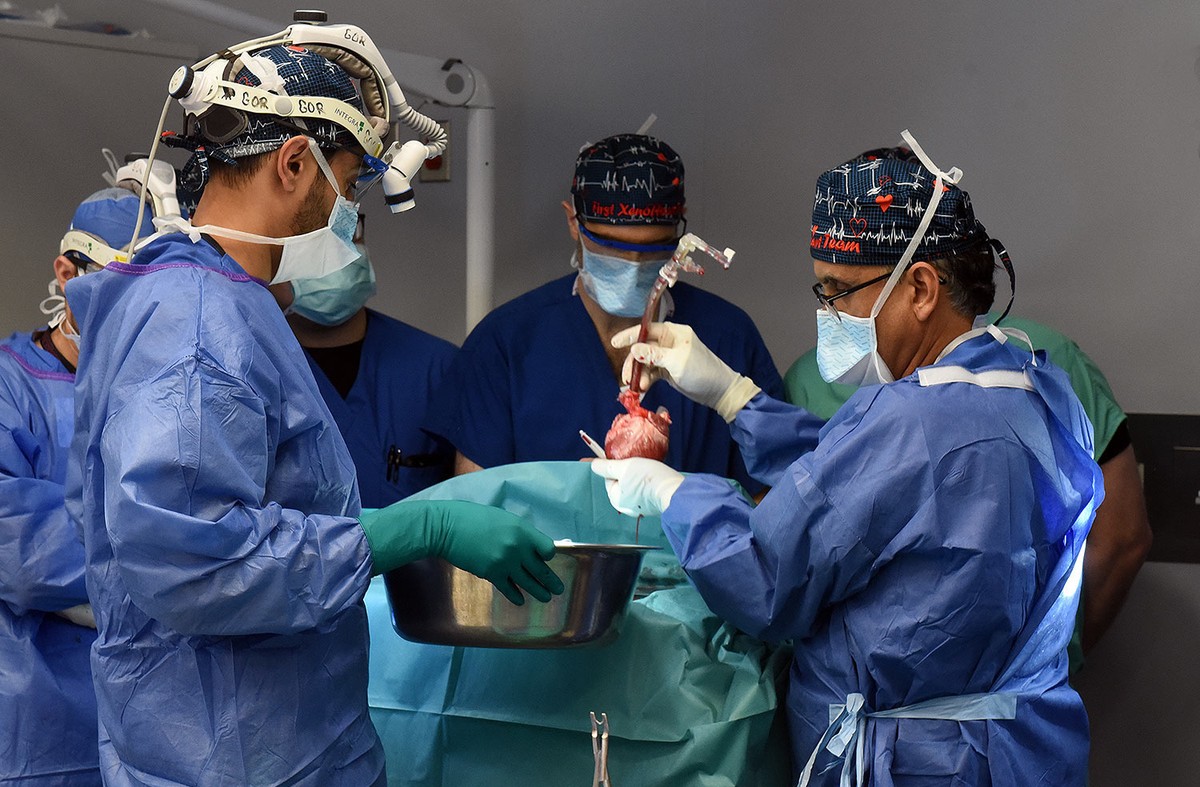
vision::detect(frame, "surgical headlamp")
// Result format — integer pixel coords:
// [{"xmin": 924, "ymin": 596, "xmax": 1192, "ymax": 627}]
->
[
  {"xmin": 102, "ymin": 149, "xmax": 182, "ymax": 221},
  {"xmin": 59, "ymin": 231, "xmax": 126, "ymax": 268},
  {"xmin": 164, "ymin": 9, "xmax": 448, "ymax": 215}
]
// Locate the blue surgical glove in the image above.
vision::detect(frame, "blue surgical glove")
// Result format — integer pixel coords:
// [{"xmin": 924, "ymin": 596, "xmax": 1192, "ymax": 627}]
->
[
  {"xmin": 360, "ymin": 500, "xmax": 564, "ymax": 605},
  {"xmin": 591, "ymin": 457, "xmax": 685, "ymax": 517}
]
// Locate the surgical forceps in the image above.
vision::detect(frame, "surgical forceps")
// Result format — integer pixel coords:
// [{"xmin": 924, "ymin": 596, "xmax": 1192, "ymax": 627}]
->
[{"xmin": 590, "ymin": 711, "xmax": 613, "ymax": 787}]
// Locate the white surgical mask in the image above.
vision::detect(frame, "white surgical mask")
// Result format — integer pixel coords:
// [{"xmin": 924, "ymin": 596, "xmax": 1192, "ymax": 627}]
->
[
  {"xmin": 577, "ymin": 245, "xmax": 664, "ymax": 318},
  {"xmin": 153, "ymin": 138, "xmax": 360, "ymax": 284},
  {"xmin": 814, "ymin": 130, "xmax": 963, "ymax": 386}
]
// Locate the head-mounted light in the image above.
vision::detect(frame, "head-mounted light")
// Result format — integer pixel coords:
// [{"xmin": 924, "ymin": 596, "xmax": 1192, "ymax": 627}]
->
[
  {"xmin": 60, "ymin": 230, "xmax": 128, "ymax": 268},
  {"xmin": 163, "ymin": 10, "xmax": 449, "ymax": 216}
]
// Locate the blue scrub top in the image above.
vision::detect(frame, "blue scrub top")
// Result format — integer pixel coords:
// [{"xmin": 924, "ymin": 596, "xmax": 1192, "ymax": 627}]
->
[
  {"xmin": 665, "ymin": 331, "xmax": 1102, "ymax": 785},
  {"xmin": 65, "ymin": 233, "xmax": 384, "ymax": 787},
  {"xmin": 424, "ymin": 274, "xmax": 783, "ymax": 492},
  {"xmin": 0, "ymin": 331, "xmax": 100, "ymax": 785},
  {"xmin": 304, "ymin": 309, "xmax": 456, "ymax": 508}
]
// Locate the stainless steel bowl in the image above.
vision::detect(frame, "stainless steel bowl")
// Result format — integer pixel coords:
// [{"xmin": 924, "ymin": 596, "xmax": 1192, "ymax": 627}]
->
[{"xmin": 383, "ymin": 543, "xmax": 656, "ymax": 649}]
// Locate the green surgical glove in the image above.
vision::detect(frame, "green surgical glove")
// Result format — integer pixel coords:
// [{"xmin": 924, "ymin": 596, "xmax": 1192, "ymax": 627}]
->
[{"xmin": 359, "ymin": 500, "xmax": 564, "ymax": 605}]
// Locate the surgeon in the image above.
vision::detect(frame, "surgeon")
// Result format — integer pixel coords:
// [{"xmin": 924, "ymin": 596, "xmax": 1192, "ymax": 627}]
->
[
  {"xmin": 784, "ymin": 147, "xmax": 1152, "ymax": 667},
  {"xmin": 424, "ymin": 133, "xmax": 782, "ymax": 491},
  {"xmin": 592, "ymin": 136, "xmax": 1102, "ymax": 785},
  {"xmin": 285, "ymin": 212, "xmax": 455, "ymax": 506},
  {"xmin": 64, "ymin": 32, "xmax": 561, "ymax": 786},
  {"xmin": 1, "ymin": 186, "xmax": 153, "ymax": 785}
]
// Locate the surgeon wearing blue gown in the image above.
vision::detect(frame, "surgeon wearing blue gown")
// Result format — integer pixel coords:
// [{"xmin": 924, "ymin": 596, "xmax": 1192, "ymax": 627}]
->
[
  {"xmin": 64, "ymin": 39, "xmax": 560, "ymax": 787},
  {"xmin": 593, "ymin": 144, "xmax": 1102, "ymax": 785},
  {"xmin": 285, "ymin": 212, "xmax": 455, "ymax": 506},
  {"xmin": 424, "ymin": 133, "xmax": 782, "ymax": 490},
  {"xmin": 1, "ymin": 186, "xmax": 153, "ymax": 785}
]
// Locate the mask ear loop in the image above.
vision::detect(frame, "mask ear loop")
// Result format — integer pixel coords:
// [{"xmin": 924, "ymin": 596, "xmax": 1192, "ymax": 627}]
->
[
  {"xmin": 869, "ymin": 130, "xmax": 964, "ymax": 320},
  {"xmin": 40, "ymin": 278, "xmax": 67, "ymax": 327},
  {"xmin": 306, "ymin": 137, "xmax": 349, "ymax": 199}
]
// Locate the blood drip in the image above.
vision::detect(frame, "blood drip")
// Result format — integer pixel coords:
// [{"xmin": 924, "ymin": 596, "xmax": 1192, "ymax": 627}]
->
[{"xmin": 604, "ymin": 388, "xmax": 671, "ymax": 461}]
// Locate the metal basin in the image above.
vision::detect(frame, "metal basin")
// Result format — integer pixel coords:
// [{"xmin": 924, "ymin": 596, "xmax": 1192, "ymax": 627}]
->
[{"xmin": 384, "ymin": 542, "xmax": 656, "ymax": 648}]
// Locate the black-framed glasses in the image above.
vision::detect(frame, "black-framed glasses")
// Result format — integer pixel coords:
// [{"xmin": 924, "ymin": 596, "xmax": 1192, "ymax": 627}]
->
[
  {"xmin": 811, "ymin": 271, "xmax": 892, "ymax": 321},
  {"xmin": 812, "ymin": 262, "xmax": 949, "ymax": 321}
]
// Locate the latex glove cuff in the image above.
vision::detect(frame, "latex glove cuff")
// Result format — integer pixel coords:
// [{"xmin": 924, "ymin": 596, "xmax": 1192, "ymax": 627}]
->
[{"xmin": 713, "ymin": 376, "xmax": 761, "ymax": 423}]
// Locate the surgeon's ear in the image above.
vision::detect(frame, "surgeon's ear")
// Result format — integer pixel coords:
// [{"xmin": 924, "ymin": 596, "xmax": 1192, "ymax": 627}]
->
[
  {"xmin": 562, "ymin": 199, "xmax": 580, "ymax": 242},
  {"xmin": 908, "ymin": 261, "xmax": 941, "ymax": 322},
  {"xmin": 276, "ymin": 136, "xmax": 315, "ymax": 195},
  {"xmin": 53, "ymin": 255, "xmax": 77, "ymax": 289}
]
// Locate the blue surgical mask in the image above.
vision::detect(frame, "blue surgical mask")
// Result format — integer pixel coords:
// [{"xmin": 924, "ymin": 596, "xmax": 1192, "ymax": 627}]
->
[
  {"xmin": 577, "ymin": 245, "xmax": 664, "ymax": 318},
  {"xmin": 815, "ymin": 308, "xmax": 894, "ymax": 386},
  {"xmin": 289, "ymin": 244, "xmax": 377, "ymax": 326}
]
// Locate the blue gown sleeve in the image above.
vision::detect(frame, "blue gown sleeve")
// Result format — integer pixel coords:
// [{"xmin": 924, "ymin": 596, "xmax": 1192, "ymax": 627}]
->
[
  {"xmin": 728, "ymin": 392, "xmax": 824, "ymax": 487},
  {"xmin": 661, "ymin": 468, "xmax": 876, "ymax": 643},
  {"xmin": 0, "ymin": 401, "xmax": 88, "ymax": 616},
  {"xmin": 666, "ymin": 387, "xmax": 1042, "ymax": 664},
  {"xmin": 100, "ymin": 355, "xmax": 373, "ymax": 637}
]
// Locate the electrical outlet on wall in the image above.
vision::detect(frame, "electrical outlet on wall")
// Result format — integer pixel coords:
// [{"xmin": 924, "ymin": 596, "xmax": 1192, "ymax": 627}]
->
[{"xmin": 419, "ymin": 120, "xmax": 450, "ymax": 182}]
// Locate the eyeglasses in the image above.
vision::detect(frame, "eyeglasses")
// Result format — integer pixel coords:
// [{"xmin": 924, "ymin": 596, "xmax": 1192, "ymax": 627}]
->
[
  {"xmin": 65, "ymin": 253, "xmax": 107, "ymax": 274},
  {"xmin": 811, "ymin": 271, "xmax": 892, "ymax": 321},
  {"xmin": 813, "ymin": 263, "xmax": 948, "ymax": 321},
  {"xmin": 576, "ymin": 220, "xmax": 681, "ymax": 262},
  {"xmin": 268, "ymin": 116, "xmax": 390, "ymax": 196}
]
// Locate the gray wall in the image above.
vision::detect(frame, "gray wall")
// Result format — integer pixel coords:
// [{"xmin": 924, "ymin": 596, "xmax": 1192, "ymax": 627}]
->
[{"xmin": 2, "ymin": 1, "xmax": 1197, "ymax": 783}]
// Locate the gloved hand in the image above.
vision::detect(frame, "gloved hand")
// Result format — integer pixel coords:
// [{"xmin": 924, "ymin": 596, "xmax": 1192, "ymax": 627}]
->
[
  {"xmin": 591, "ymin": 457, "xmax": 685, "ymax": 517},
  {"xmin": 612, "ymin": 321, "xmax": 761, "ymax": 422},
  {"xmin": 55, "ymin": 604, "xmax": 97, "ymax": 629},
  {"xmin": 360, "ymin": 500, "xmax": 564, "ymax": 605}
]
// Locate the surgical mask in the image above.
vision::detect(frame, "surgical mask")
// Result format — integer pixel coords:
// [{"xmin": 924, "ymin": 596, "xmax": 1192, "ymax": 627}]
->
[
  {"xmin": 288, "ymin": 243, "xmax": 377, "ymax": 325},
  {"xmin": 39, "ymin": 281, "xmax": 81, "ymax": 349},
  {"xmin": 40, "ymin": 279, "xmax": 67, "ymax": 327},
  {"xmin": 58, "ymin": 315, "xmax": 81, "ymax": 349},
  {"xmin": 154, "ymin": 138, "xmax": 360, "ymax": 284},
  {"xmin": 814, "ymin": 129, "xmax": 964, "ymax": 386},
  {"xmin": 39, "ymin": 278, "xmax": 83, "ymax": 347},
  {"xmin": 815, "ymin": 307, "xmax": 893, "ymax": 385},
  {"xmin": 577, "ymin": 245, "xmax": 664, "ymax": 318}
]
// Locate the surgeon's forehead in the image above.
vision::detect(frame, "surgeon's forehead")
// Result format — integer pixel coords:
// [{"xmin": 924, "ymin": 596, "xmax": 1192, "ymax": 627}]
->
[{"xmin": 812, "ymin": 259, "xmax": 890, "ymax": 287}]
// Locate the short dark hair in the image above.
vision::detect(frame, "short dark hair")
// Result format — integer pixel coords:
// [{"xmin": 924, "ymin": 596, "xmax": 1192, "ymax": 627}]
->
[
  {"xmin": 926, "ymin": 239, "xmax": 996, "ymax": 318},
  {"xmin": 209, "ymin": 151, "xmax": 273, "ymax": 189}
]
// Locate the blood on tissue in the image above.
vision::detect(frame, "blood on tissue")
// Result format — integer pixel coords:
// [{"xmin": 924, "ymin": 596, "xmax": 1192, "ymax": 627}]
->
[{"xmin": 604, "ymin": 388, "xmax": 671, "ymax": 461}]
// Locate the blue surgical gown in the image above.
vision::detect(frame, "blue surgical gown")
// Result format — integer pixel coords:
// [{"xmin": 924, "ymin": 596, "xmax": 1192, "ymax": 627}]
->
[
  {"xmin": 0, "ymin": 332, "xmax": 100, "ymax": 785},
  {"xmin": 423, "ymin": 274, "xmax": 783, "ymax": 492},
  {"xmin": 64, "ymin": 234, "xmax": 384, "ymax": 786},
  {"xmin": 303, "ymin": 309, "xmax": 455, "ymax": 507},
  {"xmin": 663, "ymin": 331, "xmax": 1102, "ymax": 785}
]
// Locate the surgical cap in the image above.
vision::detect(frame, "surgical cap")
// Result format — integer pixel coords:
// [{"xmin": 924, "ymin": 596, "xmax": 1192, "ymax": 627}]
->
[
  {"xmin": 571, "ymin": 134, "xmax": 685, "ymax": 225},
  {"xmin": 166, "ymin": 45, "xmax": 366, "ymax": 194},
  {"xmin": 811, "ymin": 155, "xmax": 984, "ymax": 266},
  {"xmin": 68, "ymin": 187, "xmax": 155, "ymax": 254}
]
